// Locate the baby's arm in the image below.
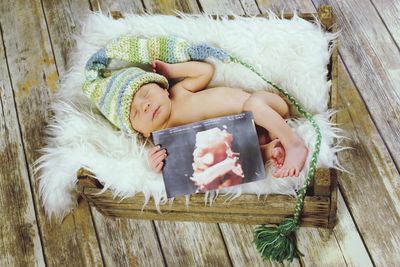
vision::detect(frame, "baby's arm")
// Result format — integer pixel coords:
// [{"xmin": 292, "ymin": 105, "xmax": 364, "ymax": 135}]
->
[{"xmin": 152, "ymin": 60, "xmax": 214, "ymax": 92}]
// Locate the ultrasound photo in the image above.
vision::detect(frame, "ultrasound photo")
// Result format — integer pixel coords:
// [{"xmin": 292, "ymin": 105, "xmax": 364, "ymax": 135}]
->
[{"xmin": 152, "ymin": 112, "xmax": 266, "ymax": 198}]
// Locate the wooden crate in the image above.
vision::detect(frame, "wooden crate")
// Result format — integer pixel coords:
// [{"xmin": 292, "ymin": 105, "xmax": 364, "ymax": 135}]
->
[{"xmin": 76, "ymin": 6, "xmax": 338, "ymax": 229}]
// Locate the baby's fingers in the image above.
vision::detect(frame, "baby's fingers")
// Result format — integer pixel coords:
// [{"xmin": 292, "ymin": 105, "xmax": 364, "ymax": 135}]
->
[
  {"xmin": 149, "ymin": 145, "xmax": 161, "ymax": 154},
  {"xmin": 152, "ymin": 150, "xmax": 166, "ymax": 163},
  {"xmin": 150, "ymin": 151, "xmax": 167, "ymax": 169},
  {"xmin": 150, "ymin": 148, "xmax": 166, "ymax": 160},
  {"xmin": 155, "ymin": 161, "xmax": 164, "ymax": 172}
]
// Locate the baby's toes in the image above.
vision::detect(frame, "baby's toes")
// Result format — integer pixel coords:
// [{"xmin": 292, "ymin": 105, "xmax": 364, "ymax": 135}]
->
[
  {"xmin": 277, "ymin": 168, "xmax": 287, "ymax": 178},
  {"xmin": 271, "ymin": 157, "xmax": 280, "ymax": 168},
  {"xmin": 282, "ymin": 169, "xmax": 290, "ymax": 178},
  {"xmin": 273, "ymin": 168, "xmax": 282, "ymax": 177},
  {"xmin": 289, "ymin": 169, "xmax": 295, "ymax": 177}
]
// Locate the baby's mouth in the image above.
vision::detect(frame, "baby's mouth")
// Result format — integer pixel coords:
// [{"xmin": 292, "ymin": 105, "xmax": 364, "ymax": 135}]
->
[{"xmin": 152, "ymin": 106, "xmax": 160, "ymax": 120}]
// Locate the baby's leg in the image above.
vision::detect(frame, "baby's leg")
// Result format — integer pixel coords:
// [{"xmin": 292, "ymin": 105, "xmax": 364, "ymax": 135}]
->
[
  {"xmin": 254, "ymin": 91, "xmax": 290, "ymax": 119},
  {"xmin": 243, "ymin": 91, "xmax": 308, "ymax": 178},
  {"xmin": 255, "ymin": 93, "xmax": 289, "ymax": 142}
]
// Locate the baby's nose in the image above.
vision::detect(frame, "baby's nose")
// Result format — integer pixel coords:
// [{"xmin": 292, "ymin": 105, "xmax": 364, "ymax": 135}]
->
[{"xmin": 142, "ymin": 102, "xmax": 150, "ymax": 112}]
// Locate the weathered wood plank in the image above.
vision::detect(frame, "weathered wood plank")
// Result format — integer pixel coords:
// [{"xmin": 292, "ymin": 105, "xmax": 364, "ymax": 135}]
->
[
  {"xmin": 257, "ymin": 0, "xmax": 315, "ymax": 13},
  {"xmin": 0, "ymin": 16, "xmax": 45, "ymax": 267},
  {"xmin": 313, "ymin": 0, "xmax": 400, "ymax": 171},
  {"xmin": 370, "ymin": 0, "xmax": 400, "ymax": 49},
  {"xmin": 99, "ymin": 210, "xmax": 329, "ymax": 227},
  {"xmin": 239, "ymin": 0, "xmax": 260, "ymax": 15},
  {"xmin": 143, "ymin": 0, "xmax": 201, "ymax": 14},
  {"xmin": 296, "ymin": 226, "xmax": 346, "ymax": 266},
  {"xmin": 219, "ymin": 182, "xmax": 365, "ymax": 267},
  {"xmin": 333, "ymin": 190, "xmax": 373, "ymax": 267},
  {"xmin": 42, "ymin": 0, "xmax": 91, "ymax": 75},
  {"xmin": 0, "ymin": 0, "xmax": 104, "ymax": 266},
  {"xmin": 154, "ymin": 220, "xmax": 232, "ymax": 266},
  {"xmin": 297, "ymin": 184, "xmax": 372, "ymax": 266},
  {"xmin": 91, "ymin": 208, "xmax": 165, "ymax": 267},
  {"xmin": 83, "ymin": 189, "xmax": 331, "ymax": 217},
  {"xmin": 296, "ymin": 170, "xmax": 345, "ymax": 265},
  {"xmin": 90, "ymin": 0, "xmax": 145, "ymax": 14},
  {"xmin": 330, "ymin": 55, "xmax": 400, "ymax": 266},
  {"xmin": 199, "ymin": 0, "xmax": 245, "ymax": 15}
]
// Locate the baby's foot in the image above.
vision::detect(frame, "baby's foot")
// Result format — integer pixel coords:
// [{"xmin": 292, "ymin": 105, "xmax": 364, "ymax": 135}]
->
[
  {"xmin": 262, "ymin": 139, "xmax": 285, "ymax": 168},
  {"xmin": 273, "ymin": 140, "xmax": 308, "ymax": 178}
]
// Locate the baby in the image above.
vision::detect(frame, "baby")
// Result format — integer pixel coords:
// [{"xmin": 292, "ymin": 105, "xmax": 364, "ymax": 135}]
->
[{"xmin": 132, "ymin": 60, "xmax": 309, "ymax": 178}]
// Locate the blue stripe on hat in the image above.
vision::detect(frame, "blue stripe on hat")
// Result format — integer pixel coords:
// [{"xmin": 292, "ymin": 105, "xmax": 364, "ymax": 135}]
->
[
  {"xmin": 85, "ymin": 48, "xmax": 108, "ymax": 71},
  {"xmin": 166, "ymin": 37, "xmax": 176, "ymax": 63},
  {"xmin": 99, "ymin": 69, "xmax": 130, "ymax": 110},
  {"xmin": 117, "ymin": 72, "xmax": 144, "ymax": 134}
]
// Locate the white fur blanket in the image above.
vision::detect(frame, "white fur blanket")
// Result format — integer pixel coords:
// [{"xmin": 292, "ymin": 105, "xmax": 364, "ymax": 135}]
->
[{"xmin": 34, "ymin": 11, "xmax": 344, "ymax": 221}]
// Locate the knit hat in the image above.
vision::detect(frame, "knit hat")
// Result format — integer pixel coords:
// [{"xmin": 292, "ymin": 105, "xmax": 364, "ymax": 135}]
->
[
  {"xmin": 82, "ymin": 67, "xmax": 168, "ymax": 135},
  {"xmin": 82, "ymin": 38, "xmax": 172, "ymax": 135}
]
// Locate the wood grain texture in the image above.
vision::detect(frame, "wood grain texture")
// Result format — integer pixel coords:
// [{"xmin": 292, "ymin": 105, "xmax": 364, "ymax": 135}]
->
[
  {"xmin": 0, "ymin": 0, "xmax": 104, "ymax": 266},
  {"xmin": 199, "ymin": 0, "xmax": 245, "ymax": 14},
  {"xmin": 333, "ymin": 55, "xmax": 400, "ymax": 266},
  {"xmin": 83, "ymin": 189, "xmax": 330, "ymax": 217},
  {"xmin": 257, "ymin": 0, "xmax": 315, "ymax": 13},
  {"xmin": 334, "ymin": 190, "xmax": 373, "ymax": 267},
  {"xmin": 313, "ymin": 0, "xmax": 400, "ymax": 171},
  {"xmin": 370, "ymin": 0, "xmax": 400, "ymax": 49},
  {"xmin": 0, "ymin": 15, "xmax": 45, "ymax": 267},
  {"xmin": 296, "ymin": 226, "xmax": 346, "ymax": 266},
  {"xmin": 90, "ymin": 0, "xmax": 145, "ymax": 14},
  {"xmin": 91, "ymin": 208, "xmax": 165, "ymax": 267},
  {"xmin": 143, "ymin": 0, "xmax": 201, "ymax": 14},
  {"xmin": 154, "ymin": 220, "xmax": 232, "ymax": 266},
  {"xmin": 41, "ymin": 0, "xmax": 91, "ymax": 75}
]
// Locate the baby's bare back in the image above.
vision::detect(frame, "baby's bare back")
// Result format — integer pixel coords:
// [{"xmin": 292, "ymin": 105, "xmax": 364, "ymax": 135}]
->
[{"xmin": 168, "ymin": 86, "xmax": 251, "ymax": 127}]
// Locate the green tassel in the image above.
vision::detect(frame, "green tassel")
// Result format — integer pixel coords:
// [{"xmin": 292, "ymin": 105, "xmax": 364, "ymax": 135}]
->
[{"xmin": 253, "ymin": 218, "xmax": 304, "ymax": 262}]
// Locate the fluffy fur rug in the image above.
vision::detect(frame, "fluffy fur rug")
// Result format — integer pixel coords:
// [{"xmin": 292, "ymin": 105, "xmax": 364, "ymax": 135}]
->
[{"xmin": 34, "ymin": 11, "xmax": 345, "ymax": 221}]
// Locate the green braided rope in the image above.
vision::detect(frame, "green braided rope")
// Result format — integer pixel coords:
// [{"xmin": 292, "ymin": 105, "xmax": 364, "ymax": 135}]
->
[{"xmin": 229, "ymin": 55, "xmax": 322, "ymax": 262}]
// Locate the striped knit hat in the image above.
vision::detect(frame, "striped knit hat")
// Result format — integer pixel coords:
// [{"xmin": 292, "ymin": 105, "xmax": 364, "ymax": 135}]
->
[{"xmin": 83, "ymin": 67, "xmax": 168, "ymax": 135}]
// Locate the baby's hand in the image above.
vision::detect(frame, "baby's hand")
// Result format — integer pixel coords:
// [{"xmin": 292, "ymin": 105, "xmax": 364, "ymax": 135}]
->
[
  {"xmin": 151, "ymin": 60, "xmax": 171, "ymax": 78},
  {"xmin": 148, "ymin": 145, "xmax": 167, "ymax": 172}
]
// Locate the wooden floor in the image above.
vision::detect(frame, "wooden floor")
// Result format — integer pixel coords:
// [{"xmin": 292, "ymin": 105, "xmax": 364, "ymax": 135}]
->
[{"xmin": 1, "ymin": 0, "xmax": 399, "ymax": 266}]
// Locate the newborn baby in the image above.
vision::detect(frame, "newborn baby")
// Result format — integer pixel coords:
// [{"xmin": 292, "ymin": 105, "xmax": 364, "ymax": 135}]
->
[
  {"xmin": 141, "ymin": 60, "xmax": 308, "ymax": 178},
  {"xmin": 82, "ymin": 35, "xmax": 309, "ymax": 178},
  {"xmin": 83, "ymin": 53, "xmax": 308, "ymax": 178}
]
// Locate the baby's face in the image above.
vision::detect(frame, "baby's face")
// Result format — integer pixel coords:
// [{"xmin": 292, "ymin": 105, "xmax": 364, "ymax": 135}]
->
[{"xmin": 129, "ymin": 83, "xmax": 171, "ymax": 138}]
